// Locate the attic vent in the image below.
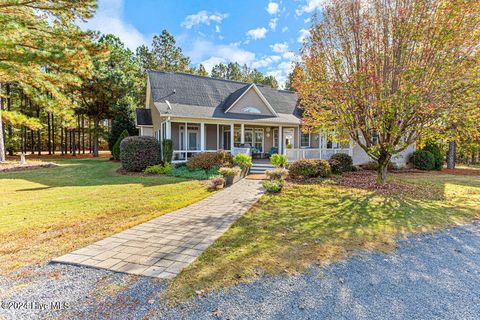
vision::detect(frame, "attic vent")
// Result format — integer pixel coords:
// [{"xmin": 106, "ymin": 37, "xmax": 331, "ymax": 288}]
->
[{"xmin": 242, "ymin": 106, "xmax": 261, "ymax": 114}]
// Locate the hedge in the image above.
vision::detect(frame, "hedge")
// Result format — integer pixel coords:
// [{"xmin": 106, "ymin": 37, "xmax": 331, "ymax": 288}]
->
[
  {"xmin": 330, "ymin": 153, "xmax": 353, "ymax": 172},
  {"xmin": 412, "ymin": 150, "xmax": 436, "ymax": 170},
  {"xmin": 120, "ymin": 136, "xmax": 161, "ymax": 172},
  {"xmin": 288, "ymin": 159, "xmax": 331, "ymax": 179}
]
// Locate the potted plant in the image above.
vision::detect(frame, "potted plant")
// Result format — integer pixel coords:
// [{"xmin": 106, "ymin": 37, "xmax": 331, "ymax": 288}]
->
[
  {"xmin": 233, "ymin": 153, "xmax": 252, "ymax": 178},
  {"xmin": 219, "ymin": 166, "xmax": 242, "ymax": 186},
  {"xmin": 209, "ymin": 177, "xmax": 225, "ymax": 190}
]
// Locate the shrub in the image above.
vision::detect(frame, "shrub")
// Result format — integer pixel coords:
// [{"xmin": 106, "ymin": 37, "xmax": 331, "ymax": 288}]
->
[
  {"xmin": 112, "ymin": 129, "xmax": 129, "ymax": 161},
  {"xmin": 288, "ymin": 159, "xmax": 331, "ymax": 179},
  {"xmin": 328, "ymin": 159, "xmax": 342, "ymax": 174},
  {"xmin": 162, "ymin": 139, "xmax": 173, "ymax": 164},
  {"xmin": 187, "ymin": 152, "xmax": 220, "ymax": 170},
  {"xmin": 219, "ymin": 166, "xmax": 241, "ymax": 177},
  {"xmin": 187, "ymin": 151, "xmax": 233, "ymax": 170},
  {"xmin": 233, "ymin": 153, "xmax": 252, "ymax": 168},
  {"xmin": 412, "ymin": 150, "xmax": 436, "ymax": 170},
  {"xmin": 330, "ymin": 153, "xmax": 353, "ymax": 172},
  {"xmin": 266, "ymin": 168, "xmax": 289, "ymax": 180},
  {"xmin": 217, "ymin": 149, "xmax": 233, "ymax": 166},
  {"xmin": 209, "ymin": 177, "xmax": 225, "ymax": 190},
  {"xmin": 120, "ymin": 136, "xmax": 161, "ymax": 172},
  {"xmin": 262, "ymin": 179, "xmax": 283, "ymax": 193},
  {"xmin": 168, "ymin": 165, "xmax": 220, "ymax": 180},
  {"xmin": 270, "ymin": 153, "xmax": 288, "ymax": 167},
  {"xmin": 422, "ymin": 140, "xmax": 443, "ymax": 170},
  {"xmin": 144, "ymin": 163, "xmax": 171, "ymax": 174}
]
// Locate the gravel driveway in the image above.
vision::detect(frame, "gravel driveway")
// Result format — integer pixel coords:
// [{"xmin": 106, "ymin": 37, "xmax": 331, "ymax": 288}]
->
[{"xmin": 1, "ymin": 222, "xmax": 479, "ymax": 320}]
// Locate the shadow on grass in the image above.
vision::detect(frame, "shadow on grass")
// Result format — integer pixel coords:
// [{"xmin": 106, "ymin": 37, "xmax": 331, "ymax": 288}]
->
[
  {"xmin": 166, "ymin": 174, "xmax": 480, "ymax": 302},
  {"xmin": 0, "ymin": 158, "xmax": 189, "ymax": 188}
]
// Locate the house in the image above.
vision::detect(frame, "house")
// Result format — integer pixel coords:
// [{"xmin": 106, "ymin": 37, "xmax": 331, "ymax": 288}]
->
[{"xmin": 136, "ymin": 70, "xmax": 414, "ymax": 166}]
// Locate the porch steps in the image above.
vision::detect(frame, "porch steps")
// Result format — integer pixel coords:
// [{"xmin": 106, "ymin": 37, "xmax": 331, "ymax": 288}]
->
[{"xmin": 249, "ymin": 163, "xmax": 275, "ymax": 174}]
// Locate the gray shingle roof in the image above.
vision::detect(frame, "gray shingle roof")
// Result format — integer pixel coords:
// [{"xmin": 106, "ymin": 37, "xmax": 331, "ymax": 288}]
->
[
  {"xmin": 147, "ymin": 71, "xmax": 301, "ymax": 124},
  {"xmin": 136, "ymin": 108, "xmax": 152, "ymax": 126}
]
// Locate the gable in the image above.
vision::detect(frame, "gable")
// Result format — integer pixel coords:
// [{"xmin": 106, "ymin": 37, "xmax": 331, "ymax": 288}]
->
[{"xmin": 225, "ymin": 85, "xmax": 277, "ymax": 116}]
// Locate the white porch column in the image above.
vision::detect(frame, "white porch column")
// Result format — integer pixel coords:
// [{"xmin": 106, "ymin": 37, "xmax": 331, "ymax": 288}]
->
[
  {"xmin": 165, "ymin": 120, "xmax": 171, "ymax": 139},
  {"xmin": 319, "ymin": 132, "xmax": 323, "ymax": 159},
  {"xmin": 184, "ymin": 122, "xmax": 188, "ymax": 160},
  {"xmin": 216, "ymin": 124, "xmax": 220, "ymax": 150},
  {"xmin": 278, "ymin": 126, "xmax": 283, "ymax": 154},
  {"xmin": 348, "ymin": 139, "xmax": 354, "ymax": 157},
  {"xmin": 230, "ymin": 123, "xmax": 234, "ymax": 153},
  {"xmin": 200, "ymin": 122, "xmax": 205, "ymax": 151},
  {"xmin": 240, "ymin": 123, "xmax": 245, "ymax": 144}
]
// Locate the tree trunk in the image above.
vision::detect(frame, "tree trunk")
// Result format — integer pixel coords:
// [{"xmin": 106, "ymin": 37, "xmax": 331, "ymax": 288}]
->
[
  {"xmin": 72, "ymin": 129, "xmax": 76, "ymax": 156},
  {"xmin": 82, "ymin": 114, "xmax": 85, "ymax": 154},
  {"xmin": 0, "ymin": 83, "xmax": 4, "ymax": 162},
  {"xmin": 51, "ymin": 113, "xmax": 55, "ymax": 154},
  {"xmin": 47, "ymin": 112, "xmax": 51, "ymax": 154},
  {"xmin": 36, "ymin": 106, "xmax": 41, "ymax": 156},
  {"xmin": 376, "ymin": 152, "xmax": 391, "ymax": 185},
  {"xmin": 447, "ymin": 141, "xmax": 456, "ymax": 169},
  {"xmin": 93, "ymin": 116, "xmax": 99, "ymax": 157},
  {"xmin": 6, "ymin": 84, "xmax": 13, "ymax": 156},
  {"xmin": 0, "ymin": 90, "xmax": 5, "ymax": 163},
  {"xmin": 61, "ymin": 126, "xmax": 64, "ymax": 155}
]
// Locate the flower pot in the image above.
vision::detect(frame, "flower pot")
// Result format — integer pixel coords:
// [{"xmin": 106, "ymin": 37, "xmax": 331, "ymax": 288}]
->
[
  {"xmin": 240, "ymin": 167, "xmax": 250, "ymax": 178},
  {"xmin": 224, "ymin": 172, "xmax": 242, "ymax": 187}
]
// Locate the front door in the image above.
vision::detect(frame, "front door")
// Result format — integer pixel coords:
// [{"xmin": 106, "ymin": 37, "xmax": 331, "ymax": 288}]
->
[
  {"xmin": 223, "ymin": 131, "xmax": 231, "ymax": 150},
  {"xmin": 283, "ymin": 128, "xmax": 295, "ymax": 151}
]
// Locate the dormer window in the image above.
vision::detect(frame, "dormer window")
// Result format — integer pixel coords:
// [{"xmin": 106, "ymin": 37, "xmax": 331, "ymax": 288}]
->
[{"xmin": 242, "ymin": 106, "xmax": 262, "ymax": 114}]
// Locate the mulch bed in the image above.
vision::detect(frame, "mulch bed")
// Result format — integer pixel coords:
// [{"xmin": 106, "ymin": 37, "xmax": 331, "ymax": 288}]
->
[
  {"xmin": 336, "ymin": 170, "xmax": 442, "ymax": 199},
  {"xmin": 0, "ymin": 162, "xmax": 57, "ymax": 173}
]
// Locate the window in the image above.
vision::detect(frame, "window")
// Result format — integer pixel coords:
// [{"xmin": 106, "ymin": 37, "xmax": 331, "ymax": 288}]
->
[
  {"xmin": 180, "ymin": 125, "xmax": 200, "ymax": 150},
  {"xmin": 244, "ymin": 128, "xmax": 253, "ymax": 146},
  {"xmin": 300, "ymin": 133, "xmax": 310, "ymax": 148},
  {"xmin": 372, "ymin": 130, "xmax": 379, "ymax": 144},
  {"xmin": 273, "ymin": 129, "xmax": 279, "ymax": 147},
  {"xmin": 254, "ymin": 128, "xmax": 264, "ymax": 152},
  {"xmin": 234, "ymin": 127, "xmax": 241, "ymax": 147},
  {"xmin": 242, "ymin": 106, "xmax": 262, "ymax": 114}
]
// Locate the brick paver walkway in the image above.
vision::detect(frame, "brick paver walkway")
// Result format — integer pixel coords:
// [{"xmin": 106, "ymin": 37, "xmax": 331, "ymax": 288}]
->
[{"xmin": 52, "ymin": 180, "xmax": 263, "ymax": 279}]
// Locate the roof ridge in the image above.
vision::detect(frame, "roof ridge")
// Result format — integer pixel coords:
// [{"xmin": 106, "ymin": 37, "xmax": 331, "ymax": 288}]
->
[{"xmin": 147, "ymin": 69, "xmax": 294, "ymax": 93}]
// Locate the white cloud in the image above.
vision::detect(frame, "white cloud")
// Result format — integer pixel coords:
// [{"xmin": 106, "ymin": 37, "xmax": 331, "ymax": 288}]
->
[
  {"xmin": 252, "ymin": 55, "xmax": 281, "ymax": 69},
  {"xmin": 304, "ymin": 17, "xmax": 311, "ymax": 24},
  {"xmin": 246, "ymin": 27, "xmax": 268, "ymax": 40},
  {"xmin": 186, "ymin": 39, "xmax": 256, "ymax": 71},
  {"xmin": 267, "ymin": 60, "xmax": 294, "ymax": 87},
  {"xmin": 270, "ymin": 42, "xmax": 289, "ymax": 53},
  {"xmin": 297, "ymin": 28, "xmax": 310, "ymax": 43},
  {"xmin": 80, "ymin": 0, "xmax": 148, "ymax": 50},
  {"xmin": 269, "ymin": 18, "xmax": 278, "ymax": 31},
  {"xmin": 282, "ymin": 51, "xmax": 296, "ymax": 60},
  {"xmin": 181, "ymin": 10, "xmax": 228, "ymax": 29},
  {"xmin": 281, "ymin": 26, "xmax": 288, "ymax": 32},
  {"xmin": 296, "ymin": 0, "xmax": 326, "ymax": 16},
  {"xmin": 215, "ymin": 25, "xmax": 221, "ymax": 33},
  {"xmin": 266, "ymin": 2, "xmax": 279, "ymax": 15}
]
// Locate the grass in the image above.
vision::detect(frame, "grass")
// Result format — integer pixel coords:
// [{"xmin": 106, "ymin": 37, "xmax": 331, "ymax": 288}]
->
[
  {"xmin": 166, "ymin": 172, "xmax": 480, "ymax": 302},
  {"xmin": 0, "ymin": 158, "xmax": 212, "ymax": 274}
]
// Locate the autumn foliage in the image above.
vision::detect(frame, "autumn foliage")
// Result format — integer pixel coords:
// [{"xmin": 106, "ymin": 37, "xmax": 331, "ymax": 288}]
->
[{"xmin": 294, "ymin": 0, "xmax": 479, "ymax": 183}]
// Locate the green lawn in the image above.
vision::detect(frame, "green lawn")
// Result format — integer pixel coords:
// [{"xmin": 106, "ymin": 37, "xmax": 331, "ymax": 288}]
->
[
  {"xmin": 0, "ymin": 158, "xmax": 212, "ymax": 274},
  {"xmin": 166, "ymin": 172, "xmax": 480, "ymax": 301}
]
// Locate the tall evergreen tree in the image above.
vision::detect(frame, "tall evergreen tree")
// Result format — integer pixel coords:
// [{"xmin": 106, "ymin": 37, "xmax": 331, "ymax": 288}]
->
[{"xmin": 0, "ymin": 0, "xmax": 98, "ymax": 161}]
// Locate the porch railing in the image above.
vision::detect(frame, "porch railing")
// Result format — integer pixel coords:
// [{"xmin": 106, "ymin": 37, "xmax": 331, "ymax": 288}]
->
[{"xmin": 286, "ymin": 148, "xmax": 351, "ymax": 162}]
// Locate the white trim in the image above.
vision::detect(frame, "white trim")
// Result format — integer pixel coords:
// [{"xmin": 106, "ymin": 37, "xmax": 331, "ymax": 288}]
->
[
  {"xmin": 241, "ymin": 123, "xmax": 245, "ymax": 144},
  {"xmin": 200, "ymin": 123, "xmax": 205, "ymax": 151},
  {"xmin": 166, "ymin": 115, "xmax": 300, "ymax": 126},
  {"xmin": 230, "ymin": 123, "xmax": 234, "ymax": 153},
  {"xmin": 278, "ymin": 126, "xmax": 283, "ymax": 154},
  {"xmin": 223, "ymin": 84, "xmax": 279, "ymax": 117}
]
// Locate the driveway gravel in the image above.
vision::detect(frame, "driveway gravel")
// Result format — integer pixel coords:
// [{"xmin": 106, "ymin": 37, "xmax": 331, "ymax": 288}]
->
[{"xmin": 1, "ymin": 222, "xmax": 479, "ymax": 320}]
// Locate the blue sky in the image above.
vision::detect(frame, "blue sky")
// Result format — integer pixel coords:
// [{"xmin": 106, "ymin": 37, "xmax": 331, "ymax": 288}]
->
[{"xmin": 83, "ymin": 0, "xmax": 324, "ymax": 86}]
